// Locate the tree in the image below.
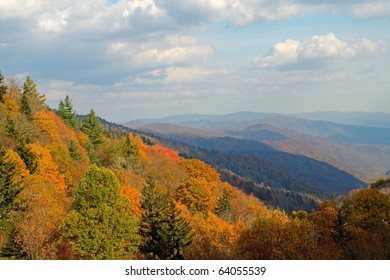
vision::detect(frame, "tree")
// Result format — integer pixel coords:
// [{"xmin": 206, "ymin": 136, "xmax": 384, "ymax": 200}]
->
[
  {"xmin": 15, "ymin": 144, "xmax": 37, "ymax": 174},
  {"xmin": 61, "ymin": 165, "xmax": 139, "ymax": 259},
  {"xmin": 57, "ymin": 95, "xmax": 78, "ymax": 128},
  {"xmin": 81, "ymin": 110, "xmax": 104, "ymax": 147},
  {"xmin": 20, "ymin": 91, "xmax": 32, "ymax": 120},
  {"xmin": 342, "ymin": 188, "xmax": 390, "ymax": 259},
  {"xmin": 0, "ymin": 145, "xmax": 22, "ymax": 223},
  {"xmin": 68, "ymin": 140, "xmax": 82, "ymax": 160},
  {"xmin": 0, "ymin": 71, "xmax": 7, "ymax": 103},
  {"xmin": 20, "ymin": 76, "xmax": 46, "ymax": 119},
  {"xmin": 0, "ymin": 145, "xmax": 24, "ymax": 259},
  {"xmin": 139, "ymin": 177, "xmax": 191, "ymax": 259},
  {"xmin": 310, "ymin": 200, "xmax": 341, "ymax": 259},
  {"xmin": 214, "ymin": 188, "xmax": 236, "ymax": 223}
]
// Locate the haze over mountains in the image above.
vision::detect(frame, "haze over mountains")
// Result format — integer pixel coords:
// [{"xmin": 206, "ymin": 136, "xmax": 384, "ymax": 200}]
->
[{"xmin": 124, "ymin": 111, "xmax": 390, "ymax": 204}]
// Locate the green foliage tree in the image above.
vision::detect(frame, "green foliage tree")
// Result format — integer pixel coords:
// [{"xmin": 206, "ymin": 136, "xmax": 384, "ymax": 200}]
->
[
  {"xmin": 214, "ymin": 188, "xmax": 236, "ymax": 223},
  {"xmin": 139, "ymin": 177, "xmax": 192, "ymax": 259},
  {"xmin": 58, "ymin": 95, "xmax": 78, "ymax": 128},
  {"xmin": 20, "ymin": 76, "xmax": 46, "ymax": 119},
  {"xmin": 60, "ymin": 164, "xmax": 139, "ymax": 259},
  {"xmin": 5, "ymin": 117, "xmax": 21, "ymax": 141},
  {"xmin": 0, "ymin": 71, "xmax": 7, "ymax": 103},
  {"xmin": 0, "ymin": 145, "xmax": 22, "ymax": 223},
  {"xmin": 0, "ymin": 145, "xmax": 25, "ymax": 259},
  {"xmin": 81, "ymin": 109, "xmax": 104, "ymax": 147},
  {"xmin": 15, "ymin": 144, "xmax": 37, "ymax": 174},
  {"xmin": 20, "ymin": 91, "xmax": 32, "ymax": 120},
  {"xmin": 68, "ymin": 140, "xmax": 82, "ymax": 160}
]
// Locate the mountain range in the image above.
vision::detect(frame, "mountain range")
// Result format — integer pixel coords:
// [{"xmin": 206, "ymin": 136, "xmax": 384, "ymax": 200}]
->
[{"xmin": 123, "ymin": 111, "xmax": 390, "ymax": 204}]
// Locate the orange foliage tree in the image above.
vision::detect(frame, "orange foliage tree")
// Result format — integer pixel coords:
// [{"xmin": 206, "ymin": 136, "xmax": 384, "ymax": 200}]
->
[
  {"xmin": 176, "ymin": 159, "xmax": 221, "ymax": 214},
  {"xmin": 27, "ymin": 143, "xmax": 66, "ymax": 191}
]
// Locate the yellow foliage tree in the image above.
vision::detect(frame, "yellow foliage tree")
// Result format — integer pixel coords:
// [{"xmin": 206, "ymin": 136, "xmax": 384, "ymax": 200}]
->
[{"xmin": 27, "ymin": 143, "xmax": 66, "ymax": 191}]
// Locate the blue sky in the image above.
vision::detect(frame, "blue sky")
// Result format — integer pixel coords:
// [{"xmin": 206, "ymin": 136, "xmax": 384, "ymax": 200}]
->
[{"xmin": 1, "ymin": 0, "xmax": 389, "ymax": 122}]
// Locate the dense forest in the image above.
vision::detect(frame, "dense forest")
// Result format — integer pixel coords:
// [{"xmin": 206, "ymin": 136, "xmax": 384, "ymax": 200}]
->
[{"xmin": 0, "ymin": 72, "xmax": 389, "ymax": 260}]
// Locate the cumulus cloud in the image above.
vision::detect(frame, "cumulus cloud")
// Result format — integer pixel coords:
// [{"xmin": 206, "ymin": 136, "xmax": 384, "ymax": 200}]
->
[
  {"xmin": 252, "ymin": 33, "xmax": 384, "ymax": 70},
  {"xmin": 108, "ymin": 34, "xmax": 213, "ymax": 70}
]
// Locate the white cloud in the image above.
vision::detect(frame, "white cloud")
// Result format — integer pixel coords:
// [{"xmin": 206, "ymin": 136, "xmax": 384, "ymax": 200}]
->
[
  {"xmin": 351, "ymin": 1, "xmax": 390, "ymax": 19},
  {"xmin": 252, "ymin": 33, "xmax": 384, "ymax": 69},
  {"xmin": 132, "ymin": 45, "xmax": 213, "ymax": 68},
  {"xmin": 108, "ymin": 35, "xmax": 213, "ymax": 70},
  {"xmin": 252, "ymin": 39, "xmax": 301, "ymax": 68},
  {"xmin": 165, "ymin": 67, "xmax": 224, "ymax": 83}
]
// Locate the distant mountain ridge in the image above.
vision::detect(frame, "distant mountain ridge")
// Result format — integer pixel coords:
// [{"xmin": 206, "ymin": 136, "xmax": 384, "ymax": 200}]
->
[
  {"xmin": 124, "ymin": 110, "xmax": 390, "ymax": 184},
  {"xmin": 291, "ymin": 111, "xmax": 390, "ymax": 128},
  {"xmin": 125, "ymin": 111, "xmax": 390, "ymax": 129}
]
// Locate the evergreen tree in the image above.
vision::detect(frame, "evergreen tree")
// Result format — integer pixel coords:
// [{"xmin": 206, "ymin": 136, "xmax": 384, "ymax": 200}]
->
[
  {"xmin": 0, "ymin": 71, "xmax": 7, "ymax": 103},
  {"xmin": 15, "ymin": 144, "xmax": 37, "ymax": 174},
  {"xmin": 81, "ymin": 109, "xmax": 104, "ymax": 147},
  {"xmin": 20, "ymin": 76, "xmax": 46, "ymax": 119},
  {"xmin": 61, "ymin": 165, "xmax": 139, "ymax": 259},
  {"xmin": 0, "ymin": 145, "xmax": 22, "ymax": 222},
  {"xmin": 0, "ymin": 145, "xmax": 26, "ymax": 259},
  {"xmin": 68, "ymin": 140, "xmax": 82, "ymax": 160},
  {"xmin": 214, "ymin": 188, "xmax": 236, "ymax": 222},
  {"xmin": 162, "ymin": 200, "xmax": 192, "ymax": 260},
  {"xmin": 5, "ymin": 117, "xmax": 21, "ymax": 141},
  {"xmin": 20, "ymin": 91, "xmax": 32, "ymax": 120},
  {"xmin": 58, "ymin": 95, "xmax": 78, "ymax": 128},
  {"xmin": 139, "ymin": 177, "xmax": 192, "ymax": 259}
]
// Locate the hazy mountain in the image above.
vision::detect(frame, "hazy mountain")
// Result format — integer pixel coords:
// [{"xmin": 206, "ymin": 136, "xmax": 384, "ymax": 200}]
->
[
  {"xmin": 258, "ymin": 115, "xmax": 390, "ymax": 146},
  {"xmin": 291, "ymin": 111, "xmax": 390, "ymax": 128},
  {"xmin": 125, "ymin": 111, "xmax": 278, "ymax": 130}
]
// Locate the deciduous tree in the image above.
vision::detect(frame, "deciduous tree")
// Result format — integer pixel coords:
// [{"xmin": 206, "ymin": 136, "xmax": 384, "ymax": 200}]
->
[{"xmin": 61, "ymin": 165, "xmax": 139, "ymax": 259}]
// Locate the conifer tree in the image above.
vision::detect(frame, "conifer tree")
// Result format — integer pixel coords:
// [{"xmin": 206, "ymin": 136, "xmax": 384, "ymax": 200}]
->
[
  {"xmin": 20, "ymin": 91, "xmax": 32, "ymax": 120},
  {"xmin": 15, "ymin": 144, "xmax": 37, "ymax": 174},
  {"xmin": 58, "ymin": 95, "xmax": 78, "ymax": 128},
  {"xmin": 0, "ymin": 145, "xmax": 25, "ymax": 259},
  {"xmin": 81, "ymin": 109, "xmax": 104, "ymax": 147},
  {"xmin": 0, "ymin": 71, "xmax": 7, "ymax": 103},
  {"xmin": 68, "ymin": 140, "xmax": 82, "ymax": 160},
  {"xmin": 19, "ymin": 76, "xmax": 46, "ymax": 119},
  {"xmin": 0, "ymin": 145, "xmax": 22, "ymax": 222},
  {"xmin": 214, "ymin": 188, "xmax": 236, "ymax": 223},
  {"xmin": 139, "ymin": 177, "xmax": 192, "ymax": 259}
]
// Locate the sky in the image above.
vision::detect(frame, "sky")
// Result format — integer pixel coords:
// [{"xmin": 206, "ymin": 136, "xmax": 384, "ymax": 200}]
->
[{"xmin": 1, "ymin": 0, "xmax": 389, "ymax": 122}]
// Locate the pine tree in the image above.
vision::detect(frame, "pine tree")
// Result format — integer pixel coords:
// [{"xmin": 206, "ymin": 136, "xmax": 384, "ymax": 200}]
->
[
  {"xmin": 58, "ymin": 95, "xmax": 78, "ymax": 128},
  {"xmin": 5, "ymin": 117, "xmax": 21, "ymax": 141},
  {"xmin": 139, "ymin": 177, "xmax": 192, "ymax": 259},
  {"xmin": 0, "ymin": 71, "xmax": 7, "ymax": 103},
  {"xmin": 214, "ymin": 188, "xmax": 236, "ymax": 223},
  {"xmin": 162, "ymin": 201, "xmax": 192, "ymax": 260},
  {"xmin": 81, "ymin": 109, "xmax": 104, "ymax": 147},
  {"xmin": 20, "ymin": 76, "xmax": 46, "ymax": 119},
  {"xmin": 68, "ymin": 140, "xmax": 82, "ymax": 160},
  {"xmin": 20, "ymin": 91, "xmax": 32, "ymax": 120},
  {"xmin": 0, "ymin": 145, "xmax": 22, "ymax": 222},
  {"xmin": 15, "ymin": 144, "xmax": 37, "ymax": 174},
  {"xmin": 0, "ymin": 146, "xmax": 25, "ymax": 259}
]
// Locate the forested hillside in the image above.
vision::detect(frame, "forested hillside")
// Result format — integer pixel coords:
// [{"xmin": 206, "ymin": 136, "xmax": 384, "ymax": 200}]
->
[{"xmin": 1, "ymin": 72, "xmax": 389, "ymax": 260}]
